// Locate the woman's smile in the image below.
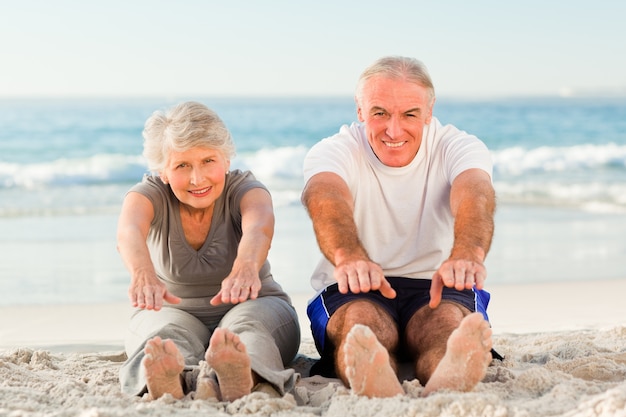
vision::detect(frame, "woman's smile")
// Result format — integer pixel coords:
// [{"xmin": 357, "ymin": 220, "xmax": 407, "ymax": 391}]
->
[{"xmin": 189, "ymin": 186, "xmax": 212, "ymax": 197}]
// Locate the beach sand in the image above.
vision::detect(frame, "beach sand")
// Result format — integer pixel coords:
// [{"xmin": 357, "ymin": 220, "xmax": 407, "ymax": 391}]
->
[{"xmin": 2, "ymin": 280, "xmax": 626, "ymax": 417}]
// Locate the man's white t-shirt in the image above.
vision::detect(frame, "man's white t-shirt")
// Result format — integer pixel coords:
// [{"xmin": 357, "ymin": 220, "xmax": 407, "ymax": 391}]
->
[{"xmin": 302, "ymin": 117, "xmax": 493, "ymax": 292}]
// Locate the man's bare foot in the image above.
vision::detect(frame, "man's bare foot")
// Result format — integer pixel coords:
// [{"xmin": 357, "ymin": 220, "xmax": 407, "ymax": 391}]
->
[
  {"xmin": 143, "ymin": 336, "xmax": 185, "ymax": 400},
  {"xmin": 421, "ymin": 312, "xmax": 493, "ymax": 396},
  {"xmin": 343, "ymin": 324, "xmax": 404, "ymax": 398},
  {"xmin": 205, "ymin": 328, "xmax": 254, "ymax": 402}
]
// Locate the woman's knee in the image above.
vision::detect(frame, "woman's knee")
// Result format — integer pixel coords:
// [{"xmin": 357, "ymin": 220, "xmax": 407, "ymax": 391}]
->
[
  {"xmin": 220, "ymin": 298, "xmax": 300, "ymax": 354},
  {"xmin": 125, "ymin": 307, "xmax": 209, "ymax": 356},
  {"xmin": 221, "ymin": 297, "xmax": 297, "ymax": 329}
]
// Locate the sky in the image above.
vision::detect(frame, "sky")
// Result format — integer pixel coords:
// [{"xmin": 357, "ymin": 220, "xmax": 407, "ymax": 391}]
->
[{"xmin": 1, "ymin": 0, "xmax": 625, "ymax": 99}]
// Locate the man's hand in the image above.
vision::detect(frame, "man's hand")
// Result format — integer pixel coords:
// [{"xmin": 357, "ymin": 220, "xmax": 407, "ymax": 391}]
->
[
  {"xmin": 429, "ymin": 258, "xmax": 487, "ymax": 308},
  {"xmin": 430, "ymin": 168, "xmax": 494, "ymax": 308},
  {"xmin": 303, "ymin": 173, "xmax": 398, "ymax": 297},
  {"xmin": 334, "ymin": 259, "xmax": 396, "ymax": 299}
]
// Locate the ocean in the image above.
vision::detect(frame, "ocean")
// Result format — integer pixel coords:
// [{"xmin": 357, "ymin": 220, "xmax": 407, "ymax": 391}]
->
[{"xmin": 1, "ymin": 96, "xmax": 625, "ymax": 306}]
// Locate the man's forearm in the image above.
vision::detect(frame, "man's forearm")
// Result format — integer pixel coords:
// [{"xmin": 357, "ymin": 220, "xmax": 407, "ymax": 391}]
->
[
  {"xmin": 450, "ymin": 182, "xmax": 495, "ymax": 262},
  {"xmin": 302, "ymin": 175, "xmax": 369, "ymax": 266}
]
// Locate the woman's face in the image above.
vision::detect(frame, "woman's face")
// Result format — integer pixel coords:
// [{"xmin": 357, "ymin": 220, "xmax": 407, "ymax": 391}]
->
[{"xmin": 161, "ymin": 146, "xmax": 230, "ymax": 211}]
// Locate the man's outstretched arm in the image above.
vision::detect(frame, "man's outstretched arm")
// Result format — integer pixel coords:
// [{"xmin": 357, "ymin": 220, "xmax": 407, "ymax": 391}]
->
[
  {"xmin": 302, "ymin": 172, "xmax": 396, "ymax": 298},
  {"xmin": 430, "ymin": 168, "xmax": 496, "ymax": 308}
]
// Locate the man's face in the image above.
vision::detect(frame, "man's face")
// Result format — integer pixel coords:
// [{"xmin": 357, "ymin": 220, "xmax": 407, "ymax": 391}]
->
[{"xmin": 357, "ymin": 76, "xmax": 434, "ymax": 167}]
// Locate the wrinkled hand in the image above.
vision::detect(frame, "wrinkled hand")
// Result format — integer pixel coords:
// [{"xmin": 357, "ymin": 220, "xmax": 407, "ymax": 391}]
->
[
  {"xmin": 210, "ymin": 263, "xmax": 262, "ymax": 306},
  {"xmin": 429, "ymin": 258, "xmax": 487, "ymax": 308},
  {"xmin": 334, "ymin": 259, "xmax": 396, "ymax": 299},
  {"xmin": 128, "ymin": 274, "xmax": 180, "ymax": 311}
]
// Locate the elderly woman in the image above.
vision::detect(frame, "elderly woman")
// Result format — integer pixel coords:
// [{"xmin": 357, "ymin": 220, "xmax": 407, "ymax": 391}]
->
[{"xmin": 117, "ymin": 101, "xmax": 300, "ymax": 401}]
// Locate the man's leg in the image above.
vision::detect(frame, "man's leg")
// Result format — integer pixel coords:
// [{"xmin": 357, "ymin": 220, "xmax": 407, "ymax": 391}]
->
[
  {"xmin": 404, "ymin": 303, "xmax": 492, "ymax": 396},
  {"xmin": 327, "ymin": 300, "xmax": 404, "ymax": 397}
]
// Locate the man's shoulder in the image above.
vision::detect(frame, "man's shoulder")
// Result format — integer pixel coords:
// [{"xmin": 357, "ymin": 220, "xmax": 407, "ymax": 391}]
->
[
  {"xmin": 313, "ymin": 123, "xmax": 364, "ymax": 152},
  {"xmin": 332, "ymin": 122, "xmax": 364, "ymax": 142},
  {"xmin": 303, "ymin": 123, "xmax": 367, "ymax": 182},
  {"xmin": 428, "ymin": 117, "xmax": 467, "ymax": 140}
]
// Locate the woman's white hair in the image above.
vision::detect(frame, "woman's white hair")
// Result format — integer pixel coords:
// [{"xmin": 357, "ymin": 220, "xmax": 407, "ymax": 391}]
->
[{"xmin": 142, "ymin": 101, "xmax": 236, "ymax": 173}]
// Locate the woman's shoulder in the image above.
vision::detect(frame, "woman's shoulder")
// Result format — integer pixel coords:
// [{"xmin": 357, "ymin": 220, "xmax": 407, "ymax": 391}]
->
[
  {"xmin": 128, "ymin": 174, "xmax": 173, "ymax": 204},
  {"xmin": 225, "ymin": 169, "xmax": 267, "ymax": 191}
]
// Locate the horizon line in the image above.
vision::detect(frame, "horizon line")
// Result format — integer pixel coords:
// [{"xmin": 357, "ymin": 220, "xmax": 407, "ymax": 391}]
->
[{"xmin": 1, "ymin": 92, "xmax": 626, "ymax": 101}]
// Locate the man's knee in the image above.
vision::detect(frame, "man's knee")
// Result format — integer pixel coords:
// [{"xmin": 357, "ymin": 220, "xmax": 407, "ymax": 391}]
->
[
  {"xmin": 406, "ymin": 302, "xmax": 469, "ymax": 351},
  {"xmin": 413, "ymin": 301, "xmax": 469, "ymax": 323},
  {"xmin": 328, "ymin": 300, "xmax": 398, "ymax": 350}
]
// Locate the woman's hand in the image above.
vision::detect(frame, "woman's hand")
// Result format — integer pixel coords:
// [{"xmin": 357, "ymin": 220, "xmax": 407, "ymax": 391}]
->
[
  {"xmin": 118, "ymin": 192, "xmax": 180, "ymax": 311},
  {"xmin": 128, "ymin": 270, "xmax": 181, "ymax": 311},
  {"xmin": 210, "ymin": 188, "xmax": 272, "ymax": 306},
  {"xmin": 210, "ymin": 261, "xmax": 262, "ymax": 306}
]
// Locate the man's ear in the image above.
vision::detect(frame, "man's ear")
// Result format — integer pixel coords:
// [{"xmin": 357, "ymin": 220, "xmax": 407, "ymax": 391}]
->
[
  {"xmin": 426, "ymin": 97, "xmax": 436, "ymax": 124},
  {"xmin": 356, "ymin": 103, "xmax": 365, "ymax": 123}
]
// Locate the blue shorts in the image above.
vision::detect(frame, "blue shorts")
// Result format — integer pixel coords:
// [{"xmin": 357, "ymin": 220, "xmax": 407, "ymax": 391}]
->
[{"xmin": 307, "ymin": 277, "xmax": 492, "ymax": 356}]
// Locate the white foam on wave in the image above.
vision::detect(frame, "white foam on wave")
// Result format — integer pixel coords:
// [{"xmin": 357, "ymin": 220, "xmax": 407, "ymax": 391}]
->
[
  {"xmin": 492, "ymin": 142, "xmax": 626, "ymax": 176},
  {"xmin": 2, "ymin": 143, "xmax": 626, "ymax": 214},
  {"xmin": 231, "ymin": 145, "xmax": 309, "ymax": 181},
  {"xmin": 0, "ymin": 154, "xmax": 147, "ymax": 189}
]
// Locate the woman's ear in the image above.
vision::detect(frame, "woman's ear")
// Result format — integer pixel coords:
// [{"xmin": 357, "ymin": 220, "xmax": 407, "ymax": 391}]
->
[{"xmin": 159, "ymin": 173, "xmax": 168, "ymax": 184}]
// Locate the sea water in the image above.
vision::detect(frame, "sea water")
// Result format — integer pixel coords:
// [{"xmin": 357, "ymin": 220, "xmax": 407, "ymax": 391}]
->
[{"xmin": 1, "ymin": 97, "xmax": 625, "ymax": 306}]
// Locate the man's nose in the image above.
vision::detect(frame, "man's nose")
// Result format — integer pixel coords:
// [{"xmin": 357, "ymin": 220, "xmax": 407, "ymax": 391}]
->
[{"xmin": 385, "ymin": 116, "xmax": 403, "ymax": 138}]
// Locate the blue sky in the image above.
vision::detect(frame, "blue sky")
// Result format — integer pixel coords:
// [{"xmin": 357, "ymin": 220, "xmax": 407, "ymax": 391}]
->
[{"xmin": 2, "ymin": 0, "xmax": 625, "ymax": 98}]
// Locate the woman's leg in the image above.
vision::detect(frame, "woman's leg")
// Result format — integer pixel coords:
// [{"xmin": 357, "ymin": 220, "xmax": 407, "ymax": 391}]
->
[
  {"xmin": 215, "ymin": 297, "xmax": 301, "ymax": 396},
  {"xmin": 119, "ymin": 307, "xmax": 210, "ymax": 396}
]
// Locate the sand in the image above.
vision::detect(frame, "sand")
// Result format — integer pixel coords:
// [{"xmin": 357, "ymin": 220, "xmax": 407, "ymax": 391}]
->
[{"xmin": 2, "ymin": 280, "xmax": 626, "ymax": 417}]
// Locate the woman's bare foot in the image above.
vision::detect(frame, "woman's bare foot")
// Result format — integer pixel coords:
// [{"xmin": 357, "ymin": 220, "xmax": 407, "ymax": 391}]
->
[
  {"xmin": 143, "ymin": 336, "xmax": 185, "ymax": 400},
  {"xmin": 421, "ymin": 312, "xmax": 493, "ymax": 396},
  {"xmin": 343, "ymin": 324, "xmax": 404, "ymax": 398},
  {"xmin": 205, "ymin": 328, "xmax": 254, "ymax": 402},
  {"xmin": 194, "ymin": 360, "xmax": 220, "ymax": 400},
  {"xmin": 195, "ymin": 376, "xmax": 220, "ymax": 400}
]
